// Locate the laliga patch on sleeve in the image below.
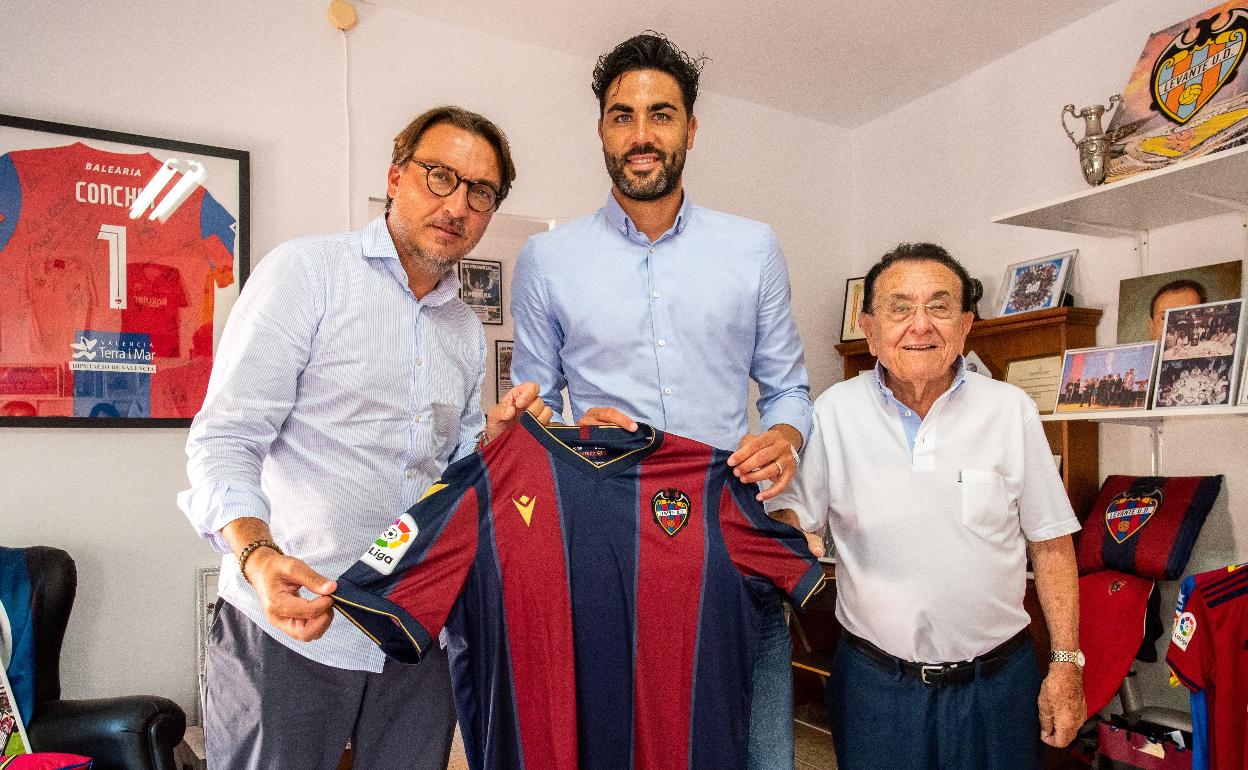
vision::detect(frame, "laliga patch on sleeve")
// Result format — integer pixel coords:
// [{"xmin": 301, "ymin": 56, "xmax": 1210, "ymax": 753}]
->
[
  {"xmin": 1171, "ymin": 611, "xmax": 1197, "ymax": 651},
  {"xmin": 361, "ymin": 513, "xmax": 419, "ymax": 575}
]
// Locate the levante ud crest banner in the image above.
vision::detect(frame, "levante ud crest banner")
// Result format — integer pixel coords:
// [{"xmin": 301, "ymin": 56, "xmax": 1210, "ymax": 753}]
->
[{"xmin": 1105, "ymin": 2, "xmax": 1248, "ymax": 182}]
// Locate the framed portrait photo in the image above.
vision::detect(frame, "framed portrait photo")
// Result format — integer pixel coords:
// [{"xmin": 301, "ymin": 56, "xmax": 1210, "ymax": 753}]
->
[
  {"xmin": 495, "ymin": 340, "xmax": 514, "ymax": 403},
  {"xmin": 1055, "ymin": 342, "xmax": 1158, "ymax": 413},
  {"xmin": 459, "ymin": 258, "xmax": 502, "ymax": 325},
  {"xmin": 998, "ymin": 250, "xmax": 1076, "ymax": 317},
  {"xmin": 0, "ymin": 114, "xmax": 249, "ymax": 428},
  {"xmin": 840, "ymin": 276, "xmax": 866, "ymax": 342},
  {"xmin": 1116, "ymin": 260, "xmax": 1242, "ymax": 344},
  {"xmin": 1153, "ymin": 298, "xmax": 1245, "ymax": 409}
]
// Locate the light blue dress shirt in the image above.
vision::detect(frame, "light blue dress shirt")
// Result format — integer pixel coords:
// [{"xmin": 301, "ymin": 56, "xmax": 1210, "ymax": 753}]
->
[
  {"xmin": 511, "ymin": 192, "xmax": 811, "ymax": 450},
  {"xmin": 873, "ymin": 357, "xmax": 969, "ymax": 453},
  {"xmin": 178, "ymin": 216, "xmax": 485, "ymax": 671}
]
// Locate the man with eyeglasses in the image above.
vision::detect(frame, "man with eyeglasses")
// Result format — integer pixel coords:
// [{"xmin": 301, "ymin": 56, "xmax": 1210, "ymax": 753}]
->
[
  {"xmin": 510, "ymin": 31, "xmax": 812, "ymax": 769},
  {"xmin": 180, "ymin": 106, "xmax": 552, "ymax": 769},
  {"xmin": 768, "ymin": 243, "xmax": 1086, "ymax": 769}
]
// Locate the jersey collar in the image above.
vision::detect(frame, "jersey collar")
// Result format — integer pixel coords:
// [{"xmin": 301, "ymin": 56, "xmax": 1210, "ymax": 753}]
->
[{"xmin": 519, "ymin": 412, "xmax": 665, "ymax": 480}]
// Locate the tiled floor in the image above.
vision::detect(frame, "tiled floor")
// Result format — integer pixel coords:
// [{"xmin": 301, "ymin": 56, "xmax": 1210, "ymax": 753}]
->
[{"xmin": 796, "ymin": 722, "xmax": 838, "ymax": 768}]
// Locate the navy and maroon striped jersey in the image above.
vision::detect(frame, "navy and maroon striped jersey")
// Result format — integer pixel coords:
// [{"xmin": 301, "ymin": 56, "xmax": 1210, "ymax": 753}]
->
[{"xmin": 334, "ymin": 414, "xmax": 826, "ymax": 770}]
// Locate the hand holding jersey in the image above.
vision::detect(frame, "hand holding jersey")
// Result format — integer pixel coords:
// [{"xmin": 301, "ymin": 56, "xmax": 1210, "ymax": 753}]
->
[
  {"xmin": 486, "ymin": 381, "xmax": 554, "ymax": 443},
  {"xmin": 219, "ymin": 517, "xmax": 338, "ymax": 643},
  {"xmin": 577, "ymin": 406, "xmax": 803, "ymax": 501},
  {"xmin": 727, "ymin": 423, "xmax": 804, "ymax": 500}
]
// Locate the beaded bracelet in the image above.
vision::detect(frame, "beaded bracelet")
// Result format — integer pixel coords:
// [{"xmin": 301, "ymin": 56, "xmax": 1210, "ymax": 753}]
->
[{"xmin": 238, "ymin": 539, "xmax": 283, "ymax": 584}]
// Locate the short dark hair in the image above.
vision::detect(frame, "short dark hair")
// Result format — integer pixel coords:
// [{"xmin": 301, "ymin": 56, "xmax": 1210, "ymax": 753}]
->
[
  {"xmin": 1150, "ymin": 279, "xmax": 1207, "ymax": 317},
  {"xmin": 863, "ymin": 243, "xmax": 975, "ymax": 314},
  {"xmin": 388, "ymin": 105, "xmax": 516, "ymax": 211},
  {"xmin": 592, "ymin": 31, "xmax": 707, "ymax": 116}
]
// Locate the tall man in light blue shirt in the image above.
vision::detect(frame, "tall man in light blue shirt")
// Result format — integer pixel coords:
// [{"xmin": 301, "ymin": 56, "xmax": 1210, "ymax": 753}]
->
[
  {"xmin": 180, "ymin": 106, "xmax": 550, "ymax": 769},
  {"xmin": 510, "ymin": 33, "xmax": 812, "ymax": 769}
]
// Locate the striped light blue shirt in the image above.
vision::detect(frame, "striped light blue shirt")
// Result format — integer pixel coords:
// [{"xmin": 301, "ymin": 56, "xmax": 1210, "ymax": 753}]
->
[
  {"xmin": 511, "ymin": 193, "xmax": 812, "ymax": 450},
  {"xmin": 178, "ymin": 216, "xmax": 486, "ymax": 672}
]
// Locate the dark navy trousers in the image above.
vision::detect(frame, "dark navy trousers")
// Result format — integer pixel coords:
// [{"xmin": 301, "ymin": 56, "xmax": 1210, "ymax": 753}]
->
[{"xmin": 826, "ymin": 636, "xmax": 1043, "ymax": 770}]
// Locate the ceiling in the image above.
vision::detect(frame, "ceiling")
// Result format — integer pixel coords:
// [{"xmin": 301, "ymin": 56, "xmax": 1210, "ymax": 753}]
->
[{"xmin": 371, "ymin": 0, "xmax": 1121, "ymax": 127}]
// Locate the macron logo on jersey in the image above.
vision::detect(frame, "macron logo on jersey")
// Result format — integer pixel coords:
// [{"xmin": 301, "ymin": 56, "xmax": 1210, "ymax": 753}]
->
[
  {"xmin": 363, "ymin": 513, "xmax": 418, "ymax": 575},
  {"xmin": 513, "ymin": 495, "xmax": 537, "ymax": 526}
]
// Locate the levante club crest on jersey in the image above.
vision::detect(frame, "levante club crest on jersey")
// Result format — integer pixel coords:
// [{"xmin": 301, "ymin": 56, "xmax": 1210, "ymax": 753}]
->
[
  {"xmin": 1151, "ymin": 8, "xmax": 1248, "ymax": 124},
  {"xmin": 1105, "ymin": 488, "xmax": 1163, "ymax": 544},
  {"xmin": 652, "ymin": 489, "xmax": 691, "ymax": 537}
]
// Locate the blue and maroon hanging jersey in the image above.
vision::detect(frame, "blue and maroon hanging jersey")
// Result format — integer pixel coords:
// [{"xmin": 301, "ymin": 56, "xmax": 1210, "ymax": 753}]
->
[
  {"xmin": 333, "ymin": 414, "xmax": 826, "ymax": 770},
  {"xmin": 1167, "ymin": 564, "xmax": 1248, "ymax": 770}
]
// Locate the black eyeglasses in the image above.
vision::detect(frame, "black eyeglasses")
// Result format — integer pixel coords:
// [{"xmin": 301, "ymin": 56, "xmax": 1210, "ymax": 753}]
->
[{"xmin": 410, "ymin": 161, "xmax": 501, "ymax": 212}]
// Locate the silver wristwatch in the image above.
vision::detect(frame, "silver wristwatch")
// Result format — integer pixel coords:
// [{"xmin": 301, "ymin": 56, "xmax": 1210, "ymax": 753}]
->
[{"xmin": 1050, "ymin": 649, "xmax": 1085, "ymax": 667}]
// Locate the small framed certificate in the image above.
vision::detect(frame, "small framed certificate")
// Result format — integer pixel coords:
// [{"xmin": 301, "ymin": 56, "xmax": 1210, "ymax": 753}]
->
[{"xmin": 1005, "ymin": 355, "xmax": 1063, "ymax": 414}]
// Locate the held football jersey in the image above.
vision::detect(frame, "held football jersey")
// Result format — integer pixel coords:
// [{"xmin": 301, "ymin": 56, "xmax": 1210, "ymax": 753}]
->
[
  {"xmin": 1166, "ymin": 564, "xmax": 1248, "ymax": 770},
  {"xmin": 0, "ymin": 142, "xmax": 236, "ymax": 417},
  {"xmin": 334, "ymin": 415, "xmax": 826, "ymax": 770}
]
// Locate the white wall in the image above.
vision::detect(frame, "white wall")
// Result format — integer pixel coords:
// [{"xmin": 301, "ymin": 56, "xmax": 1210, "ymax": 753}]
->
[
  {"xmin": 0, "ymin": 0, "xmax": 851, "ymax": 715},
  {"xmin": 848, "ymin": 0, "xmax": 1248, "ymax": 710},
  {"xmin": 6, "ymin": 0, "xmax": 1239, "ymax": 724}
]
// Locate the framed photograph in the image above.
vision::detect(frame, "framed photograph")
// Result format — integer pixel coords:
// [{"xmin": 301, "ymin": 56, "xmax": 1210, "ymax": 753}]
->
[
  {"xmin": 459, "ymin": 258, "xmax": 502, "ymax": 325},
  {"xmin": 1005, "ymin": 354, "xmax": 1064, "ymax": 414},
  {"xmin": 1117, "ymin": 260, "xmax": 1242, "ymax": 344},
  {"xmin": 998, "ymin": 250, "xmax": 1076, "ymax": 317},
  {"xmin": 0, "ymin": 114, "xmax": 249, "ymax": 428},
  {"xmin": 1055, "ymin": 342, "xmax": 1158, "ymax": 413},
  {"xmin": 1153, "ymin": 298, "xmax": 1245, "ymax": 409},
  {"xmin": 840, "ymin": 276, "xmax": 866, "ymax": 342},
  {"xmin": 194, "ymin": 565, "xmax": 220, "ymax": 727},
  {"xmin": 495, "ymin": 340, "xmax": 514, "ymax": 403}
]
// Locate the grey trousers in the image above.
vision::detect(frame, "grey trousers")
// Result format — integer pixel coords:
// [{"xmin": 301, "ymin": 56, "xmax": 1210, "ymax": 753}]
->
[{"xmin": 205, "ymin": 600, "xmax": 456, "ymax": 770}]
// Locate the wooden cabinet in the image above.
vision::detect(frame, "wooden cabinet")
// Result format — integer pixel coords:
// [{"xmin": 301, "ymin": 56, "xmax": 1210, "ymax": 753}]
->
[{"xmin": 833, "ymin": 306, "xmax": 1103, "ymax": 515}]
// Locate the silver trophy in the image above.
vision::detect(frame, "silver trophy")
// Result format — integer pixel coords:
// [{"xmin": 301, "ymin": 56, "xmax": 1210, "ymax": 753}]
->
[{"xmin": 1061, "ymin": 95, "xmax": 1123, "ymax": 186}]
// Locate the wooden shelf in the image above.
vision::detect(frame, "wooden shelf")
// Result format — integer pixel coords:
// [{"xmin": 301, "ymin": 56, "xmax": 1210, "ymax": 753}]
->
[{"xmin": 992, "ymin": 142, "xmax": 1248, "ymax": 236}]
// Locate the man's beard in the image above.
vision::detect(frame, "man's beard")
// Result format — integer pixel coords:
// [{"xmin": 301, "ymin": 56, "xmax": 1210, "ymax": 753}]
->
[
  {"xmin": 604, "ymin": 142, "xmax": 686, "ymax": 201},
  {"xmin": 387, "ymin": 212, "xmax": 468, "ymax": 278}
]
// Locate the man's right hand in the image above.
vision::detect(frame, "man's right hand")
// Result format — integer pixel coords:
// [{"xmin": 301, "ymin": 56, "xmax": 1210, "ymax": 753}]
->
[
  {"xmin": 244, "ymin": 547, "xmax": 338, "ymax": 642},
  {"xmin": 769, "ymin": 507, "xmax": 825, "ymax": 558},
  {"xmin": 578, "ymin": 407, "xmax": 638, "ymax": 431}
]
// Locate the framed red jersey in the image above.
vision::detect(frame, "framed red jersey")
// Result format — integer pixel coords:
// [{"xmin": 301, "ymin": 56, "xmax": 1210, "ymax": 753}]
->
[{"xmin": 0, "ymin": 114, "xmax": 249, "ymax": 427}]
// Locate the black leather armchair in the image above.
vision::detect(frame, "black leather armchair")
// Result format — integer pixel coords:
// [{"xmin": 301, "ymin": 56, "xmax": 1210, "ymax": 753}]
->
[{"xmin": 17, "ymin": 546, "xmax": 186, "ymax": 770}]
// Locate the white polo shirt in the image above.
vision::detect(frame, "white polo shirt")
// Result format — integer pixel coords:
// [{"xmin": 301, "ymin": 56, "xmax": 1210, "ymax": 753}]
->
[{"xmin": 768, "ymin": 365, "xmax": 1079, "ymax": 664}]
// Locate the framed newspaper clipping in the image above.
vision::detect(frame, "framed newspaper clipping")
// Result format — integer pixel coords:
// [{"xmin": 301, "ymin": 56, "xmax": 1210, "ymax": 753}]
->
[
  {"xmin": 459, "ymin": 258, "xmax": 503, "ymax": 325},
  {"xmin": 0, "ymin": 114, "xmax": 249, "ymax": 428},
  {"xmin": 495, "ymin": 340, "xmax": 514, "ymax": 404}
]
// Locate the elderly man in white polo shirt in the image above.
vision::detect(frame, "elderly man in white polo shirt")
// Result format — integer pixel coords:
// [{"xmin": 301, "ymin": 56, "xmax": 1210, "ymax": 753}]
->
[{"xmin": 770, "ymin": 243, "xmax": 1086, "ymax": 769}]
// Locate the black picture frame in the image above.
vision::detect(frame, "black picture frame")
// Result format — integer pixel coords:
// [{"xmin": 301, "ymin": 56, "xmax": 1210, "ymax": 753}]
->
[
  {"xmin": 840, "ymin": 276, "xmax": 866, "ymax": 342},
  {"xmin": 495, "ymin": 339, "xmax": 513, "ymax": 404},
  {"xmin": 0, "ymin": 114, "xmax": 250, "ymax": 428},
  {"xmin": 459, "ymin": 258, "xmax": 503, "ymax": 325}
]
